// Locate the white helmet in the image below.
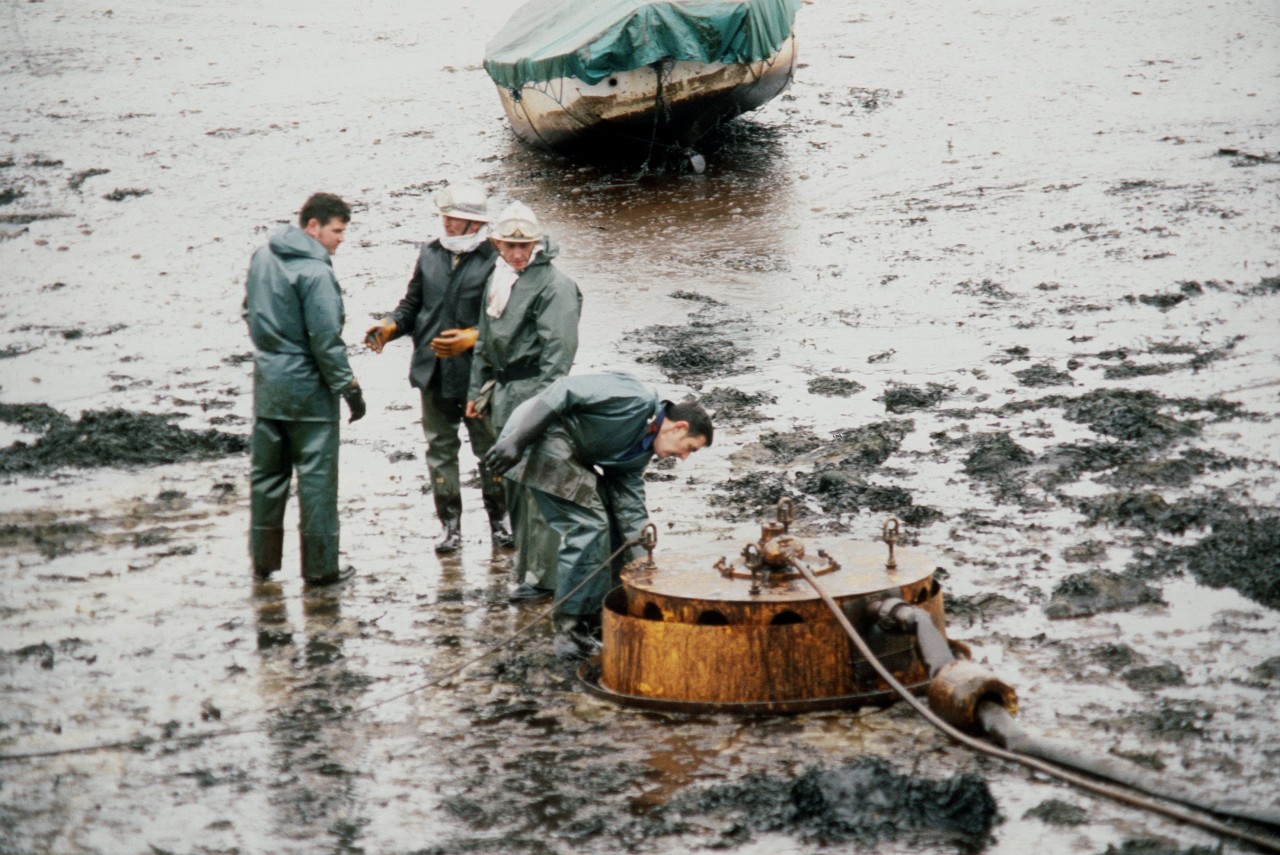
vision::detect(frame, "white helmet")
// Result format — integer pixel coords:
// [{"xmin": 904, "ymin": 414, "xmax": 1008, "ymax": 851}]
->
[
  {"xmin": 490, "ymin": 201, "xmax": 542, "ymax": 243},
  {"xmin": 434, "ymin": 181, "xmax": 491, "ymax": 223}
]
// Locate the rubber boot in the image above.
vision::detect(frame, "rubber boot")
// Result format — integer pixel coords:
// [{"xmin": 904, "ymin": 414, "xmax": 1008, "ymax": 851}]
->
[
  {"xmin": 483, "ymin": 492, "xmax": 515, "ymax": 550},
  {"xmin": 251, "ymin": 526, "xmax": 283, "ymax": 579},
  {"xmin": 434, "ymin": 495, "xmax": 462, "ymax": 554},
  {"xmin": 552, "ymin": 614, "xmax": 603, "ymax": 660},
  {"xmin": 300, "ymin": 532, "xmax": 345, "ymax": 584}
]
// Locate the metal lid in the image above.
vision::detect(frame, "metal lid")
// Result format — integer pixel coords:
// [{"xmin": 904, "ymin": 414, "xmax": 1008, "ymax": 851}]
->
[{"xmin": 622, "ymin": 541, "xmax": 937, "ymax": 603}]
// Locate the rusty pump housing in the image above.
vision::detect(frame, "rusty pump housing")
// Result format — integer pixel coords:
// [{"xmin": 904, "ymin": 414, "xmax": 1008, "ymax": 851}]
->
[{"xmin": 581, "ymin": 500, "xmax": 1006, "ymax": 716}]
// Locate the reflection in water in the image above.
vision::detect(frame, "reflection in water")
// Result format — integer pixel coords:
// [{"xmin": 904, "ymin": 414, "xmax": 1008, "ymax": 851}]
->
[
  {"xmin": 483, "ymin": 118, "xmax": 797, "ymax": 278},
  {"xmin": 252, "ymin": 582, "xmax": 371, "ymax": 848},
  {"xmin": 630, "ymin": 729, "xmax": 729, "ymax": 811}
]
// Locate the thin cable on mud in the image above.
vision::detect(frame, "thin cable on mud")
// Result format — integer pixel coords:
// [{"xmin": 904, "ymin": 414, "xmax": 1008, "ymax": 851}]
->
[{"xmin": 0, "ymin": 537, "xmax": 638, "ymax": 765}]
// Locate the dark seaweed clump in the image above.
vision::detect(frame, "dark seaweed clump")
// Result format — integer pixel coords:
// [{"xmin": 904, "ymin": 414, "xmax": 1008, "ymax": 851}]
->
[
  {"xmin": 709, "ymin": 471, "xmax": 794, "ymax": 521},
  {"xmin": 1102, "ymin": 838, "xmax": 1219, "ymax": 855},
  {"xmin": 697, "ymin": 386, "xmax": 775, "ymax": 425},
  {"xmin": 1090, "ymin": 642, "xmax": 1143, "ymax": 671},
  {"xmin": 807, "ymin": 376, "xmax": 865, "ymax": 397},
  {"xmin": 759, "ymin": 428, "xmax": 824, "ymax": 463},
  {"xmin": 1013, "ymin": 363, "xmax": 1072, "ymax": 387},
  {"xmin": 1024, "ymin": 798, "xmax": 1087, "ymax": 826},
  {"xmin": 1044, "ymin": 569, "xmax": 1164, "ymax": 619},
  {"xmin": 1121, "ymin": 699, "xmax": 1216, "ymax": 743},
  {"xmin": 1059, "ymin": 389, "xmax": 1238, "ymax": 444},
  {"xmin": 0, "ymin": 407, "xmax": 248, "ymax": 473},
  {"xmin": 1152, "ymin": 512, "xmax": 1280, "ymax": 609},
  {"xmin": 998, "ymin": 388, "xmax": 1247, "ymax": 493},
  {"xmin": 668, "ymin": 289, "xmax": 724, "ymax": 306},
  {"xmin": 630, "ymin": 322, "xmax": 747, "ymax": 383},
  {"xmin": 798, "ymin": 469, "xmax": 942, "ymax": 527},
  {"xmin": 830, "ymin": 419, "xmax": 913, "ymax": 469},
  {"xmin": 103, "ymin": 187, "xmax": 150, "ymax": 201},
  {"xmin": 1122, "ymin": 663, "xmax": 1185, "ymax": 690},
  {"xmin": 879, "ymin": 382, "xmax": 952, "ymax": 413},
  {"xmin": 670, "ymin": 757, "xmax": 997, "ymax": 848},
  {"xmin": 0, "ymin": 402, "xmax": 69, "ymax": 433},
  {"xmin": 962, "ymin": 432, "xmax": 1033, "ymax": 480},
  {"xmin": 1079, "ymin": 491, "xmax": 1280, "ymax": 610},
  {"xmin": 430, "ymin": 755, "xmax": 995, "ymax": 852},
  {"xmin": 712, "ymin": 419, "xmax": 940, "ymax": 526}
]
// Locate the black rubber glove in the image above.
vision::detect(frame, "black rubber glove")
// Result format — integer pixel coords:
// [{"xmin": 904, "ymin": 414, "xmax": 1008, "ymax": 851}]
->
[
  {"xmin": 343, "ymin": 383, "xmax": 367, "ymax": 423},
  {"xmin": 483, "ymin": 399, "xmax": 555, "ymax": 474}
]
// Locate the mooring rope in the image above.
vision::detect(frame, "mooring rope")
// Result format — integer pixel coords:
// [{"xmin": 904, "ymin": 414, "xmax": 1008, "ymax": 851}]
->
[
  {"xmin": 0, "ymin": 537, "xmax": 637, "ymax": 764},
  {"xmin": 792, "ymin": 561, "xmax": 1280, "ymax": 852}
]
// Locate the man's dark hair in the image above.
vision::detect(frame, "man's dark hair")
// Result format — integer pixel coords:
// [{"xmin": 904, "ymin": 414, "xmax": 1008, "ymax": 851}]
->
[
  {"xmin": 667, "ymin": 400, "xmax": 713, "ymax": 446},
  {"xmin": 298, "ymin": 192, "xmax": 351, "ymax": 227}
]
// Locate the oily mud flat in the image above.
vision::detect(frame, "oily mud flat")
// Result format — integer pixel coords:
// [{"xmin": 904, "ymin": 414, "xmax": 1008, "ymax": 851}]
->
[{"xmin": 3, "ymin": 0, "xmax": 1280, "ymax": 853}]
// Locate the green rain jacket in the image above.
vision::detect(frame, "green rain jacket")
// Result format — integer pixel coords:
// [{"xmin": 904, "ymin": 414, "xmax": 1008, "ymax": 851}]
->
[
  {"xmin": 468, "ymin": 238, "xmax": 582, "ymax": 429},
  {"xmin": 244, "ymin": 224, "xmax": 355, "ymax": 423},
  {"xmin": 507, "ymin": 371, "xmax": 664, "ymax": 543}
]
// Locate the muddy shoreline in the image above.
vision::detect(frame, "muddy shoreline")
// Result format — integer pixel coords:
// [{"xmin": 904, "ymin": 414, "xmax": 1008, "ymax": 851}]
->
[{"xmin": 3, "ymin": 0, "xmax": 1279, "ymax": 853}]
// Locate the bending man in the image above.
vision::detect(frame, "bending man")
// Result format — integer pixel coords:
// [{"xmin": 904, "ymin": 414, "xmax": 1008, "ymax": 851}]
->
[{"xmin": 484, "ymin": 371, "xmax": 713, "ymax": 658}]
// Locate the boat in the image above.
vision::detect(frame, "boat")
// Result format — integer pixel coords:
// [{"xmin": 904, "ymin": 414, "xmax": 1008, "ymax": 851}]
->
[{"xmin": 483, "ymin": 0, "xmax": 801, "ymax": 166}]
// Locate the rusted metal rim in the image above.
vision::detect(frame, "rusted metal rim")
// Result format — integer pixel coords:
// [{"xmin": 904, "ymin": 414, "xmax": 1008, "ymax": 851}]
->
[{"xmin": 577, "ymin": 659, "xmax": 930, "ymax": 715}]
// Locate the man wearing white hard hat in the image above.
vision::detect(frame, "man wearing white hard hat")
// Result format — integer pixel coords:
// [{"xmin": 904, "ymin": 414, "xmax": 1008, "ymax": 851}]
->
[
  {"xmin": 365, "ymin": 181, "xmax": 513, "ymax": 554},
  {"xmin": 465, "ymin": 201, "xmax": 582, "ymax": 601}
]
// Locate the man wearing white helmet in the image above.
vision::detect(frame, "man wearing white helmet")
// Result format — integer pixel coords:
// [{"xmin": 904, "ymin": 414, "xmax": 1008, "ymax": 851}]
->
[
  {"xmin": 466, "ymin": 201, "xmax": 582, "ymax": 601},
  {"xmin": 364, "ymin": 181, "xmax": 513, "ymax": 554}
]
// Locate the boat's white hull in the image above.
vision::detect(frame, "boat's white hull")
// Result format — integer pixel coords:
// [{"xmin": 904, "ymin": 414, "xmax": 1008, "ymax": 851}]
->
[{"xmin": 493, "ymin": 35, "xmax": 797, "ymax": 154}]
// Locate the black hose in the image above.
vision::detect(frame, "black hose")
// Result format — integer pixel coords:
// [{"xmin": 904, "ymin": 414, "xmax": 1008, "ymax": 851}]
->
[
  {"xmin": 977, "ymin": 703, "xmax": 1280, "ymax": 828},
  {"xmin": 791, "ymin": 562, "xmax": 1280, "ymax": 852},
  {"xmin": 882, "ymin": 597, "xmax": 1280, "ymax": 827}
]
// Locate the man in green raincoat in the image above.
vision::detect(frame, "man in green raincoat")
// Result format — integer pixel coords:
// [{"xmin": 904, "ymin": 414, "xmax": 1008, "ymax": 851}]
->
[
  {"xmin": 484, "ymin": 371, "xmax": 713, "ymax": 658},
  {"xmin": 465, "ymin": 202, "xmax": 581, "ymax": 602},
  {"xmin": 244, "ymin": 192, "xmax": 366, "ymax": 585}
]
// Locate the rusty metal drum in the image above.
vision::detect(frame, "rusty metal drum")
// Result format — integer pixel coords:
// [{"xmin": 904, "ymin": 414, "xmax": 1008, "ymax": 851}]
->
[{"xmin": 580, "ymin": 506, "xmax": 960, "ymax": 714}]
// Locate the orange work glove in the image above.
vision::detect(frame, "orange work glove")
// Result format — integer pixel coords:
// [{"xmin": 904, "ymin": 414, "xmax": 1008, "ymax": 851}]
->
[
  {"xmin": 430, "ymin": 327, "xmax": 479, "ymax": 358},
  {"xmin": 364, "ymin": 319, "xmax": 398, "ymax": 353}
]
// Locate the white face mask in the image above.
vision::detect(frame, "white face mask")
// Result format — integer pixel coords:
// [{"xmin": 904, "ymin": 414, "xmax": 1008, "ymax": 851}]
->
[{"xmin": 440, "ymin": 226, "xmax": 489, "ymax": 254}]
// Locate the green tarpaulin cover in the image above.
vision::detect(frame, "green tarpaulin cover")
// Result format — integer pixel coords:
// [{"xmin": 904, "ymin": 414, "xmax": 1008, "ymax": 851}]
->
[{"xmin": 484, "ymin": 0, "xmax": 801, "ymax": 90}]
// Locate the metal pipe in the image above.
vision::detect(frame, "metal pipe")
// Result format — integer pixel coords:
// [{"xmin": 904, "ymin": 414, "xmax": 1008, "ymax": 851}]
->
[
  {"xmin": 875, "ymin": 598, "xmax": 952, "ymax": 676},
  {"xmin": 788, "ymin": 557, "xmax": 1280, "ymax": 852}
]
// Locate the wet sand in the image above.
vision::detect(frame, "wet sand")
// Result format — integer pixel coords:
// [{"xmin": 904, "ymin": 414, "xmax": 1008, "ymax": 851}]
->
[{"xmin": 2, "ymin": 0, "xmax": 1279, "ymax": 853}]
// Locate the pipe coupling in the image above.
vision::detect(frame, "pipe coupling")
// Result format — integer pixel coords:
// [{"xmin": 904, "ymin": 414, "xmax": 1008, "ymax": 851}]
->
[{"xmin": 927, "ymin": 659, "xmax": 1018, "ymax": 734}]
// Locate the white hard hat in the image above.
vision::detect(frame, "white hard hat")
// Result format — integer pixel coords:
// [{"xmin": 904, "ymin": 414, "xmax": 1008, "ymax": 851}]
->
[
  {"xmin": 434, "ymin": 181, "xmax": 491, "ymax": 222},
  {"xmin": 490, "ymin": 201, "xmax": 542, "ymax": 243}
]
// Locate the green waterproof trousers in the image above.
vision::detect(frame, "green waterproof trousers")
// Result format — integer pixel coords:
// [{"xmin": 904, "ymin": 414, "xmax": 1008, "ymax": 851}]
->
[
  {"xmin": 250, "ymin": 417, "xmax": 340, "ymax": 581},
  {"xmin": 420, "ymin": 374, "xmax": 506, "ymax": 524},
  {"xmin": 529, "ymin": 485, "xmax": 628, "ymax": 618},
  {"xmin": 507, "ymin": 480, "xmax": 560, "ymax": 587}
]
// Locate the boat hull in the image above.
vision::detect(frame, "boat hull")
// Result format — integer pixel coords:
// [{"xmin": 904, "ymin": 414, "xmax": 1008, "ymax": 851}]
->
[{"xmin": 493, "ymin": 35, "xmax": 796, "ymax": 155}]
